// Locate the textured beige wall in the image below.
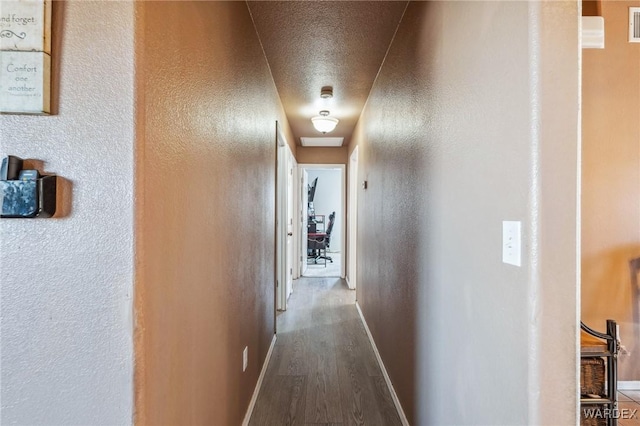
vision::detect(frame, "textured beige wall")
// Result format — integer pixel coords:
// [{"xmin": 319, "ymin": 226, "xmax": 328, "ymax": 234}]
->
[
  {"xmin": 135, "ymin": 2, "xmax": 289, "ymax": 424},
  {"xmin": 0, "ymin": 2, "xmax": 135, "ymax": 423},
  {"xmin": 582, "ymin": 0, "xmax": 601, "ymax": 16},
  {"xmin": 296, "ymin": 146, "xmax": 348, "ymax": 165},
  {"xmin": 581, "ymin": 0, "xmax": 640, "ymax": 381},
  {"xmin": 352, "ymin": 1, "xmax": 579, "ymax": 423}
]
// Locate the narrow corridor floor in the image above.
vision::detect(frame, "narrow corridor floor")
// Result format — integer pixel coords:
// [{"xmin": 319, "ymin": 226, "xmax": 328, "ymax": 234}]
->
[
  {"xmin": 248, "ymin": 277, "xmax": 402, "ymax": 426},
  {"xmin": 618, "ymin": 390, "xmax": 640, "ymax": 426}
]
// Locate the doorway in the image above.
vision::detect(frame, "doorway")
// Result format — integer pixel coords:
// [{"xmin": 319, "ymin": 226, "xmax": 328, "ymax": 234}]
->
[{"xmin": 299, "ymin": 164, "xmax": 346, "ymax": 279}]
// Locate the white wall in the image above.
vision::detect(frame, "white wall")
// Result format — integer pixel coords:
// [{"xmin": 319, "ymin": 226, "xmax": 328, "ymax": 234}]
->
[
  {"xmin": 307, "ymin": 168, "xmax": 342, "ymax": 252},
  {"xmin": 0, "ymin": 2, "xmax": 135, "ymax": 424}
]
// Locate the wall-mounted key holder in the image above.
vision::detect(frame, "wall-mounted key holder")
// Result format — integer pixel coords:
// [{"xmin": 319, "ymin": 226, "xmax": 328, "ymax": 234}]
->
[{"xmin": 1, "ymin": 155, "xmax": 57, "ymax": 218}]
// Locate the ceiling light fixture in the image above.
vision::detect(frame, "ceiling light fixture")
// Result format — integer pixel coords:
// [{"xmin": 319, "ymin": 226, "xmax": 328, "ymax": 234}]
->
[{"xmin": 311, "ymin": 110, "xmax": 339, "ymax": 134}]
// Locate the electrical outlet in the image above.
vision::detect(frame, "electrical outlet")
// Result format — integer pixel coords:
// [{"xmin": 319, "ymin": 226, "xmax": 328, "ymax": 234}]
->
[{"xmin": 242, "ymin": 346, "xmax": 248, "ymax": 372}]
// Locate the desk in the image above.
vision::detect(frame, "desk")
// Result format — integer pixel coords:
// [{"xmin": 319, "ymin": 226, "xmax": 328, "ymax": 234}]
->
[
  {"xmin": 307, "ymin": 233, "xmax": 327, "ymax": 250},
  {"xmin": 308, "ymin": 215, "xmax": 325, "ymax": 234}
]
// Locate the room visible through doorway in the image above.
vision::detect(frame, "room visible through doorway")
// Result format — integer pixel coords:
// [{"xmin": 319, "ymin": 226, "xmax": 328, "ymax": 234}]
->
[{"xmin": 301, "ymin": 165, "xmax": 345, "ymax": 279}]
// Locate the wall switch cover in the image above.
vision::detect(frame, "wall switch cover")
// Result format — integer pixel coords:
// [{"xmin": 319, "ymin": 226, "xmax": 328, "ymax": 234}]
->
[
  {"xmin": 502, "ymin": 221, "xmax": 522, "ymax": 267},
  {"xmin": 242, "ymin": 346, "xmax": 248, "ymax": 372}
]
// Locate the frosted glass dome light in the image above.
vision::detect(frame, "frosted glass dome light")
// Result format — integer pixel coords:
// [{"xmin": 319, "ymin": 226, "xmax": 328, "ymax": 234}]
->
[{"xmin": 311, "ymin": 110, "xmax": 339, "ymax": 134}]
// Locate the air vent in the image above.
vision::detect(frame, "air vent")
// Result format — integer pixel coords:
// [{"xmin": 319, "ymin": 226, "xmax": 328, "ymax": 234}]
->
[{"xmin": 630, "ymin": 7, "xmax": 640, "ymax": 43}]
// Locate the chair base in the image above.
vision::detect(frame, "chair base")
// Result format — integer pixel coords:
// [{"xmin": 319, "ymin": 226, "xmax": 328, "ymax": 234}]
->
[{"xmin": 307, "ymin": 249, "xmax": 333, "ymax": 266}]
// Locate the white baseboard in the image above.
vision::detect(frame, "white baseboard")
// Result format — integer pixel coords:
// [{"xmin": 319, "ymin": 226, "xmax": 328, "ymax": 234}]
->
[
  {"xmin": 242, "ymin": 334, "xmax": 277, "ymax": 426},
  {"xmin": 355, "ymin": 302, "xmax": 410, "ymax": 426},
  {"xmin": 619, "ymin": 381, "xmax": 640, "ymax": 391}
]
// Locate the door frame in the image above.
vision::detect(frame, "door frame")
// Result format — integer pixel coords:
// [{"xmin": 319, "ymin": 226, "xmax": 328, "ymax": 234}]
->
[
  {"xmin": 298, "ymin": 163, "xmax": 346, "ymax": 279},
  {"xmin": 347, "ymin": 147, "xmax": 358, "ymax": 290},
  {"xmin": 300, "ymin": 169, "xmax": 309, "ymax": 277},
  {"xmin": 291, "ymin": 153, "xmax": 300, "ymax": 280}
]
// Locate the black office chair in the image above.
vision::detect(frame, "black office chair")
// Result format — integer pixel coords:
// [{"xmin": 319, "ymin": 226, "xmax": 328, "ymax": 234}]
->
[
  {"xmin": 318, "ymin": 212, "xmax": 335, "ymax": 263},
  {"xmin": 308, "ymin": 211, "xmax": 335, "ymax": 266}
]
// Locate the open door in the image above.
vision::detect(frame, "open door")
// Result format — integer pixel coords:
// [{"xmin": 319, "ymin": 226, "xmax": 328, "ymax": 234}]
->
[
  {"xmin": 300, "ymin": 168, "xmax": 309, "ymax": 276},
  {"xmin": 276, "ymin": 141, "xmax": 285, "ymax": 311},
  {"xmin": 276, "ymin": 122, "xmax": 294, "ymax": 311},
  {"xmin": 285, "ymin": 148, "xmax": 295, "ymax": 302}
]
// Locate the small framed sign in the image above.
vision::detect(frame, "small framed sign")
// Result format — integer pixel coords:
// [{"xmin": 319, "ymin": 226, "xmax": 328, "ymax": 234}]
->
[
  {"xmin": 0, "ymin": 50, "xmax": 50, "ymax": 114},
  {"xmin": 0, "ymin": 0, "xmax": 51, "ymax": 53},
  {"xmin": 0, "ymin": 0, "xmax": 51, "ymax": 115}
]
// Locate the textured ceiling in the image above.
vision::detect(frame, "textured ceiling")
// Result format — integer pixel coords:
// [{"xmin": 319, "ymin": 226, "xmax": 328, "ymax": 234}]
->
[{"xmin": 248, "ymin": 1, "xmax": 408, "ymax": 146}]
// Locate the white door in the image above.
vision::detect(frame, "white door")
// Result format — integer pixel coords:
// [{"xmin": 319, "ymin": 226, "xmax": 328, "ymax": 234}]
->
[
  {"xmin": 285, "ymin": 148, "xmax": 294, "ymax": 301},
  {"xmin": 348, "ymin": 147, "xmax": 358, "ymax": 289},
  {"xmin": 276, "ymin": 144, "xmax": 286, "ymax": 310},
  {"xmin": 276, "ymin": 123, "xmax": 291, "ymax": 311},
  {"xmin": 300, "ymin": 168, "xmax": 309, "ymax": 276}
]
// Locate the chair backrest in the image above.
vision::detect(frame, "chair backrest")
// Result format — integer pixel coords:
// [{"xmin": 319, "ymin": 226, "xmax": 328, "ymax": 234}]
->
[
  {"xmin": 326, "ymin": 211, "xmax": 336, "ymax": 236},
  {"xmin": 323, "ymin": 212, "xmax": 336, "ymax": 248}
]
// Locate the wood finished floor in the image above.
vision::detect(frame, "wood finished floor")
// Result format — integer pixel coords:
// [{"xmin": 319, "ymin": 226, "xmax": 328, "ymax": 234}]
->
[
  {"xmin": 249, "ymin": 277, "xmax": 402, "ymax": 426},
  {"xmin": 618, "ymin": 390, "xmax": 640, "ymax": 426}
]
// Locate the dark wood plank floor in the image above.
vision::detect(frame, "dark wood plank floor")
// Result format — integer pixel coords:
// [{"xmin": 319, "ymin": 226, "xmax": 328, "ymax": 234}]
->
[{"xmin": 249, "ymin": 277, "xmax": 402, "ymax": 426}]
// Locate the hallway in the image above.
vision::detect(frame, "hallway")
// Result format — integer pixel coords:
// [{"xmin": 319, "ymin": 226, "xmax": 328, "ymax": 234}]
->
[
  {"xmin": 248, "ymin": 278, "xmax": 402, "ymax": 425},
  {"xmin": 0, "ymin": 1, "xmax": 591, "ymax": 424}
]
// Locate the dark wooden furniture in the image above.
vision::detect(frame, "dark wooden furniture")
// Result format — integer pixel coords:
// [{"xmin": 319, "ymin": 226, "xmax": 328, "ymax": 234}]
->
[
  {"xmin": 630, "ymin": 257, "xmax": 640, "ymax": 356},
  {"xmin": 580, "ymin": 320, "xmax": 618, "ymax": 426}
]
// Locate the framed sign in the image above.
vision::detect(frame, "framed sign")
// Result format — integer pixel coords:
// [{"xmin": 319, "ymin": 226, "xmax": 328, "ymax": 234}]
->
[
  {"xmin": 0, "ymin": 0, "xmax": 51, "ymax": 115},
  {"xmin": 0, "ymin": 50, "xmax": 50, "ymax": 113}
]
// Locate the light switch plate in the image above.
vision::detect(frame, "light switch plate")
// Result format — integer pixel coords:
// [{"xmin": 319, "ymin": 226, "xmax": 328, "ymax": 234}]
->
[
  {"xmin": 242, "ymin": 346, "xmax": 248, "ymax": 372},
  {"xmin": 502, "ymin": 221, "xmax": 522, "ymax": 267}
]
